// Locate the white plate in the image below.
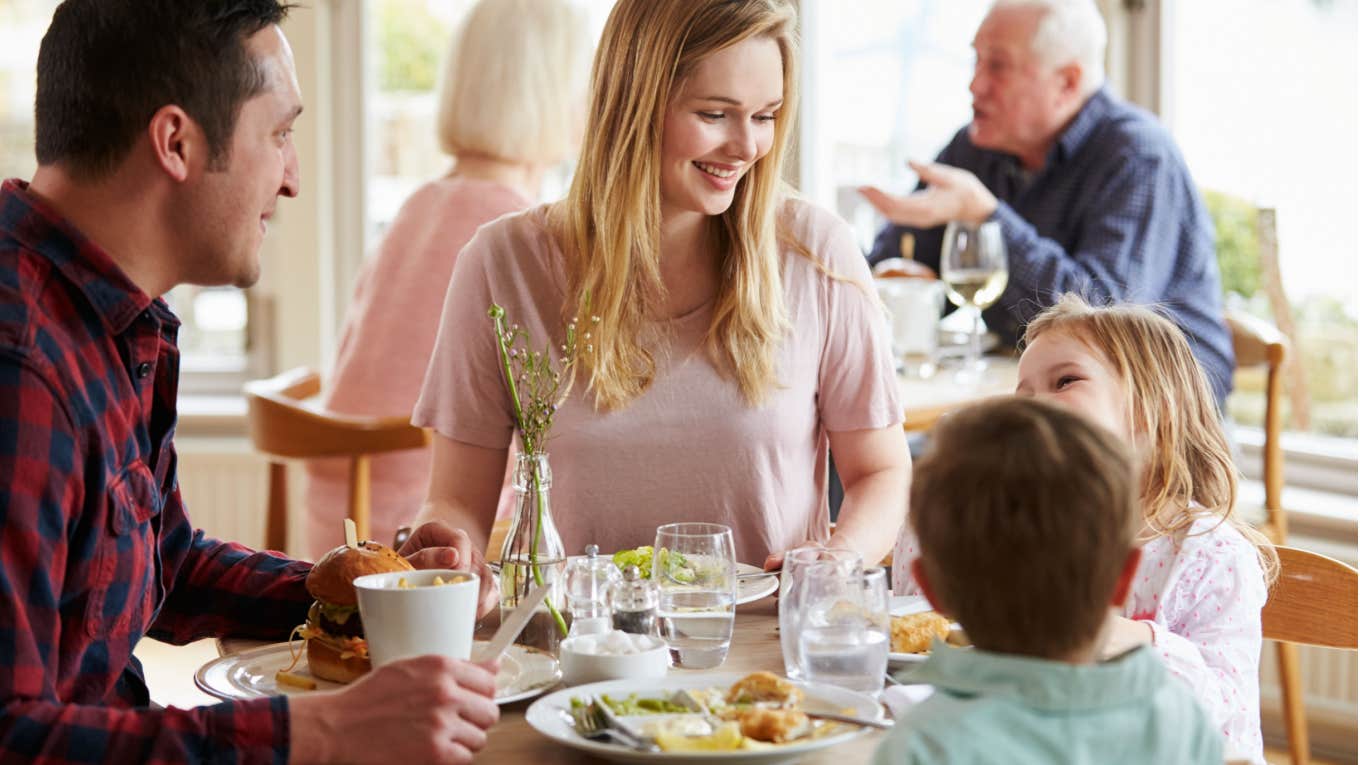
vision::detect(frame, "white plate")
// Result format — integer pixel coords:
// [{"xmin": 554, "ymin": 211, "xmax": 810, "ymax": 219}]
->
[
  {"xmin": 489, "ymin": 560, "xmax": 778, "ymax": 606},
  {"xmin": 732, "ymin": 563, "xmax": 779, "ymax": 605},
  {"xmin": 525, "ymin": 673, "xmax": 883, "ymax": 764},
  {"xmin": 195, "ymin": 640, "xmax": 560, "ymax": 705},
  {"xmin": 887, "ymin": 595, "xmax": 937, "ymax": 666}
]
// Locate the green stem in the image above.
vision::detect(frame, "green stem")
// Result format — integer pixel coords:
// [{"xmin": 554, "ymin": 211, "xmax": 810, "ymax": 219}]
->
[{"xmin": 528, "ymin": 465, "xmax": 568, "ymax": 637}]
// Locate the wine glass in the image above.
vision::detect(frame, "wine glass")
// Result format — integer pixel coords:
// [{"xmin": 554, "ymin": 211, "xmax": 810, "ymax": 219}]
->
[
  {"xmin": 940, "ymin": 220, "xmax": 1008, "ymax": 382},
  {"xmin": 653, "ymin": 522, "xmax": 737, "ymax": 669}
]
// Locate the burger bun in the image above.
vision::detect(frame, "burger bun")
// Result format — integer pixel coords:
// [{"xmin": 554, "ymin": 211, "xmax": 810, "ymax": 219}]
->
[{"xmin": 307, "ymin": 540, "xmax": 414, "ymax": 607}]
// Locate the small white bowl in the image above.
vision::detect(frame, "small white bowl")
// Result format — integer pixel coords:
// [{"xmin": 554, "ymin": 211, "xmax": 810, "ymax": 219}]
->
[{"xmin": 559, "ymin": 632, "xmax": 670, "ymax": 686}]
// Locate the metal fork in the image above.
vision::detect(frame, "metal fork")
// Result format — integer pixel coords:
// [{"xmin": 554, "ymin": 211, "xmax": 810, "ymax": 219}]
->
[{"xmin": 562, "ymin": 703, "xmax": 656, "ymax": 752}]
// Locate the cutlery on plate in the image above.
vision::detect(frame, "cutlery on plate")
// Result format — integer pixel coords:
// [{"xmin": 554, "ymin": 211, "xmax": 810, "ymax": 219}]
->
[
  {"xmin": 593, "ymin": 694, "xmax": 661, "ymax": 752},
  {"xmin": 561, "ymin": 707, "xmax": 648, "ymax": 749},
  {"xmin": 474, "ymin": 581, "xmax": 551, "ymax": 664},
  {"xmin": 736, "ymin": 571, "xmax": 777, "ymax": 581},
  {"xmin": 802, "ymin": 710, "xmax": 894, "ymax": 730}
]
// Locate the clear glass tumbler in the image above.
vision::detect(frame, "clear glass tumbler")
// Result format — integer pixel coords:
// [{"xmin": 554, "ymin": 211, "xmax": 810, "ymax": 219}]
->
[
  {"xmin": 795, "ymin": 565, "xmax": 890, "ymax": 694},
  {"xmin": 653, "ymin": 522, "xmax": 737, "ymax": 669},
  {"xmin": 778, "ymin": 547, "xmax": 863, "ymax": 680}
]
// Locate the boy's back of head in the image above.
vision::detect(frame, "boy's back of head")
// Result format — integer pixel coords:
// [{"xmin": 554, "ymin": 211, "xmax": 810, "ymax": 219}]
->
[{"xmin": 911, "ymin": 396, "xmax": 1140, "ymax": 660}]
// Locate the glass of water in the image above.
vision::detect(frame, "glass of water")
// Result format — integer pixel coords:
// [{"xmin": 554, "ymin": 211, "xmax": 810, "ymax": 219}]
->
[
  {"xmin": 779, "ymin": 547, "xmax": 862, "ymax": 680},
  {"xmin": 653, "ymin": 522, "xmax": 737, "ymax": 669},
  {"xmin": 796, "ymin": 564, "xmax": 890, "ymax": 694}
]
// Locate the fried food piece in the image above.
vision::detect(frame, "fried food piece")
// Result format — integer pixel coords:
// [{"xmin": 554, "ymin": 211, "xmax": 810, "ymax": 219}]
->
[
  {"xmin": 891, "ymin": 611, "xmax": 952, "ymax": 654},
  {"xmin": 737, "ymin": 708, "xmax": 811, "ymax": 743},
  {"xmin": 726, "ymin": 671, "xmax": 805, "ymax": 707}
]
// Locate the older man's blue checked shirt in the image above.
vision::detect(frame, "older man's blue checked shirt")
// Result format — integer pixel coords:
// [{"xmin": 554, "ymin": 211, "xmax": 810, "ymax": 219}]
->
[
  {"xmin": 0, "ymin": 179, "xmax": 313, "ymax": 764},
  {"xmin": 869, "ymin": 87, "xmax": 1235, "ymax": 404}
]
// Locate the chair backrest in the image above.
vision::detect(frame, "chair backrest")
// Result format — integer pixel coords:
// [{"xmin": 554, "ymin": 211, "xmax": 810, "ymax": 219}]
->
[
  {"xmin": 243, "ymin": 367, "xmax": 431, "ymax": 551},
  {"xmin": 244, "ymin": 367, "xmax": 429, "ymax": 459},
  {"xmin": 1262, "ymin": 546, "xmax": 1358, "ymax": 649},
  {"xmin": 1225, "ymin": 309, "xmax": 1288, "ymax": 541}
]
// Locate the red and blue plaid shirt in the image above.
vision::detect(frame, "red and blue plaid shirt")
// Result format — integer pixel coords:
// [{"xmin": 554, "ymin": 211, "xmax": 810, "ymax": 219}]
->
[{"xmin": 0, "ymin": 179, "xmax": 313, "ymax": 763}]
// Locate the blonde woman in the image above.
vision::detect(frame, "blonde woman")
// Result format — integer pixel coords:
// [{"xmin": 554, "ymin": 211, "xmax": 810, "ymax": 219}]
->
[
  {"xmin": 303, "ymin": 0, "xmax": 591, "ymax": 560},
  {"xmin": 413, "ymin": 0, "xmax": 910, "ymax": 574},
  {"xmin": 1000, "ymin": 296, "xmax": 1273, "ymax": 763}
]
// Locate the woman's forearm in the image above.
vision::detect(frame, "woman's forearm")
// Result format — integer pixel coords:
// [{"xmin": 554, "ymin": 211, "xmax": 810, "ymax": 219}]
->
[{"xmin": 829, "ymin": 465, "xmax": 909, "ymax": 566}]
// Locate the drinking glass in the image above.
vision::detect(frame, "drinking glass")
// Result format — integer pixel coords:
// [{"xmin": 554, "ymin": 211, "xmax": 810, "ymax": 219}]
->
[
  {"xmin": 779, "ymin": 547, "xmax": 863, "ymax": 680},
  {"xmin": 796, "ymin": 565, "xmax": 890, "ymax": 694},
  {"xmin": 940, "ymin": 220, "xmax": 1008, "ymax": 382},
  {"xmin": 653, "ymin": 522, "xmax": 737, "ymax": 669}
]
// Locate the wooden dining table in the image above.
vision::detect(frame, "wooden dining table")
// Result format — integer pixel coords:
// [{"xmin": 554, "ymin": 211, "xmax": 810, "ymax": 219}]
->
[
  {"xmin": 218, "ymin": 596, "xmax": 887, "ymax": 763},
  {"xmin": 896, "ymin": 355, "xmax": 1019, "ymax": 432}
]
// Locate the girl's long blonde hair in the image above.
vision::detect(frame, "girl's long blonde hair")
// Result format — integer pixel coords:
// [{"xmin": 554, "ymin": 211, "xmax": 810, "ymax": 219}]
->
[
  {"xmin": 1024, "ymin": 295, "xmax": 1279, "ymax": 583},
  {"xmin": 548, "ymin": 0, "xmax": 800, "ymax": 410}
]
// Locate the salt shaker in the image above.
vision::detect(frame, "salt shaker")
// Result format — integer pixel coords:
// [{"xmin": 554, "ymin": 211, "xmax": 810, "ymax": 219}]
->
[
  {"xmin": 610, "ymin": 564, "xmax": 658, "ymax": 636},
  {"xmin": 564, "ymin": 545, "xmax": 621, "ymax": 638}
]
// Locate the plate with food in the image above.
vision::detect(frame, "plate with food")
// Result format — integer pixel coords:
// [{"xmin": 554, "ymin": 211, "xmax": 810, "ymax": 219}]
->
[
  {"xmin": 492, "ymin": 547, "xmax": 779, "ymax": 606},
  {"xmin": 610, "ymin": 546, "xmax": 779, "ymax": 606},
  {"xmin": 195, "ymin": 639, "xmax": 560, "ymax": 704},
  {"xmin": 196, "ymin": 538, "xmax": 558, "ymax": 705},
  {"xmin": 525, "ymin": 670, "xmax": 883, "ymax": 764},
  {"xmin": 887, "ymin": 595, "xmax": 965, "ymax": 665}
]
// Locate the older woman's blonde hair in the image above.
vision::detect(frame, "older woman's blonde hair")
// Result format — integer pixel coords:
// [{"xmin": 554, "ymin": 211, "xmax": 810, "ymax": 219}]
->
[
  {"xmin": 550, "ymin": 0, "xmax": 800, "ymax": 410},
  {"xmin": 1024, "ymin": 295, "xmax": 1278, "ymax": 583},
  {"xmin": 436, "ymin": 0, "xmax": 590, "ymax": 164}
]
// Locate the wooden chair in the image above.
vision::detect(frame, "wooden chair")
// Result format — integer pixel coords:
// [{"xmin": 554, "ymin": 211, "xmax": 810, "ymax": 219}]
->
[
  {"xmin": 1226, "ymin": 310, "xmax": 1289, "ymax": 541},
  {"xmin": 1262, "ymin": 546, "xmax": 1359, "ymax": 765},
  {"xmin": 244, "ymin": 367, "xmax": 430, "ymax": 552},
  {"xmin": 1225, "ymin": 311, "xmax": 1310, "ymax": 762}
]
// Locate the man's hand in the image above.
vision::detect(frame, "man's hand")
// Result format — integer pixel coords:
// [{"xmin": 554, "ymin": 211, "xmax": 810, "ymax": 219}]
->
[
  {"xmin": 288, "ymin": 655, "xmax": 500, "ymax": 765},
  {"xmin": 858, "ymin": 160, "xmax": 998, "ymax": 229},
  {"xmin": 398, "ymin": 521, "xmax": 497, "ymax": 617}
]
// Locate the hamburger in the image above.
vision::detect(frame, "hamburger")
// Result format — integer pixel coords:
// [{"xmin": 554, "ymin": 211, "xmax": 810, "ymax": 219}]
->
[{"xmin": 299, "ymin": 540, "xmax": 413, "ymax": 683}]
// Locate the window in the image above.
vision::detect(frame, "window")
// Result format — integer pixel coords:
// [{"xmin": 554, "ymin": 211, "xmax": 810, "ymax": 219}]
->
[
  {"xmin": 1163, "ymin": 0, "xmax": 1357, "ymax": 443},
  {"xmin": 0, "ymin": 0, "xmax": 258, "ymax": 394},
  {"xmin": 800, "ymin": 0, "xmax": 993, "ymax": 251},
  {"xmin": 360, "ymin": 0, "xmax": 616, "ymax": 246}
]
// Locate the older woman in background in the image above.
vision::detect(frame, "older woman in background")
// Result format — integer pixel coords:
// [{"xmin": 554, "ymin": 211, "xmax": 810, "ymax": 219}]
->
[{"xmin": 304, "ymin": 0, "xmax": 592, "ymax": 559}]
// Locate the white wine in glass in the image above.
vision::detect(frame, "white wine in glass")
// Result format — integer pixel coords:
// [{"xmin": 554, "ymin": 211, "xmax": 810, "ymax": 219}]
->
[{"xmin": 941, "ymin": 221, "xmax": 1007, "ymax": 380}]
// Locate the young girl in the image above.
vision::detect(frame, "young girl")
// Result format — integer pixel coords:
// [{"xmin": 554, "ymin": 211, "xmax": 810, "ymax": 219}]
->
[
  {"xmin": 413, "ymin": 0, "xmax": 909, "ymax": 570},
  {"xmin": 1014, "ymin": 295, "xmax": 1275, "ymax": 763}
]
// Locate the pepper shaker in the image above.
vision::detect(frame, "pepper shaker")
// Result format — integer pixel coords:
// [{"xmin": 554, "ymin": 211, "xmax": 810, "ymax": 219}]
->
[{"xmin": 610, "ymin": 564, "xmax": 658, "ymax": 636}]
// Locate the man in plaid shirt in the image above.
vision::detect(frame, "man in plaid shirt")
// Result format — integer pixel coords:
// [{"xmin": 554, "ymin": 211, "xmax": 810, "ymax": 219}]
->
[{"xmin": 0, "ymin": 2, "xmax": 499, "ymax": 763}]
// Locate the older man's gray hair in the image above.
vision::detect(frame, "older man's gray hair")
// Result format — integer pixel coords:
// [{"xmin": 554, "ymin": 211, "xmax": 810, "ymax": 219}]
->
[{"xmin": 993, "ymin": 0, "xmax": 1107, "ymax": 95}]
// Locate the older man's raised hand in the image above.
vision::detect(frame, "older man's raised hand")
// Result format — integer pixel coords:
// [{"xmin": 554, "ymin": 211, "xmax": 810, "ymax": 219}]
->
[{"xmin": 858, "ymin": 160, "xmax": 998, "ymax": 229}]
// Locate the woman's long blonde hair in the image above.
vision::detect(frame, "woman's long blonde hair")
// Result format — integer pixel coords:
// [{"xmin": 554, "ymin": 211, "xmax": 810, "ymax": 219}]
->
[
  {"xmin": 1024, "ymin": 295, "xmax": 1279, "ymax": 583},
  {"xmin": 549, "ymin": 0, "xmax": 800, "ymax": 410}
]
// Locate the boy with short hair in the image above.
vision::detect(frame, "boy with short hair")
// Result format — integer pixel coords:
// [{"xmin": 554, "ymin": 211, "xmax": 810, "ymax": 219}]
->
[{"xmin": 874, "ymin": 397, "xmax": 1222, "ymax": 764}]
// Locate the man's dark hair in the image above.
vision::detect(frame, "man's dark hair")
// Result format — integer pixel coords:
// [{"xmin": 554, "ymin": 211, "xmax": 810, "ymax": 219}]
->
[{"xmin": 35, "ymin": 0, "xmax": 296, "ymax": 179}]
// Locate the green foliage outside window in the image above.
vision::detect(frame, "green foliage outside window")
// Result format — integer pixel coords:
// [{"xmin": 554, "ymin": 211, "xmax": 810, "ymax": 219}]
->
[{"xmin": 378, "ymin": 0, "xmax": 450, "ymax": 93}]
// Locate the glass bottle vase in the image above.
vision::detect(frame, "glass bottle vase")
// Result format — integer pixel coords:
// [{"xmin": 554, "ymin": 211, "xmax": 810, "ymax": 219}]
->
[{"xmin": 498, "ymin": 451, "xmax": 569, "ymax": 655}]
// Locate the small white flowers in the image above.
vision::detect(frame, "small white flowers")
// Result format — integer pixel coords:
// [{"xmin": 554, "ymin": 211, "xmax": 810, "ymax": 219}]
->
[{"xmin": 487, "ymin": 301, "xmax": 589, "ymax": 456}]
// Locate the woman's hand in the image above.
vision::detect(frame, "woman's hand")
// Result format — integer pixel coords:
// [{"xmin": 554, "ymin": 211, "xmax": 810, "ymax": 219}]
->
[{"xmin": 398, "ymin": 521, "xmax": 498, "ymax": 618}]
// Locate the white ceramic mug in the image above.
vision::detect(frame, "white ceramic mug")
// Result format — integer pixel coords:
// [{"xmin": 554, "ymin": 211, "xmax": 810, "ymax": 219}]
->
[
  {"xmin": 875, "ymin": 277, "xmax": 945, "ymax": 377},
  {"xmin": 353, "ymin": 568, "xmax": 480, "ymax": 666}
]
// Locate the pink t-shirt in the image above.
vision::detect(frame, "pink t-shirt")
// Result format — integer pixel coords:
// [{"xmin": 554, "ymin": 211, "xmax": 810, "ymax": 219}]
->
[
  {"xmin": 412, "ymin": 198, "xmax": 903, "ymax": 565},
  {"xmin": 304, "ymin": 177, "xmax": 529, "ymax": 559}
]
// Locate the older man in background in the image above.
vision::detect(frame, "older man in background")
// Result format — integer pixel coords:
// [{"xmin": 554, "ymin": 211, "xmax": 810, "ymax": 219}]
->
[{"xmin": 862, "ymin": 0, "xmax": 1233, "ymax": 404}]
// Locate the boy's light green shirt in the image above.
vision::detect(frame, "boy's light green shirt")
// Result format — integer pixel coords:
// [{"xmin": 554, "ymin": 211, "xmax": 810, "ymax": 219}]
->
[{"xmin": 874, "ymin": 642, "xmax": 1223, "ymax": 764}]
